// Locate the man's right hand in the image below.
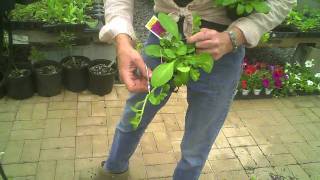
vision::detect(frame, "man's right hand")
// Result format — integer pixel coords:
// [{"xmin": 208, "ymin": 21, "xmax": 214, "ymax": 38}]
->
[{"xmin": 116, "ymin": 34, "xmax": 152, "ymax": 92}]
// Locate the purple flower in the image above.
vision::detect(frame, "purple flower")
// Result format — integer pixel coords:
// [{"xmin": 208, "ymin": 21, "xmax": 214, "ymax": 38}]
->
[
  {"xmin": 269, "ymin": 65, "xmax": 275, "ymax": 72},
  {"xmin": 284, "ymin": 74, "xmax": 289, "ymax": 80},
  {"xmin": 262, "ymin": 79, "xmax": 270, "ymax": 88}
]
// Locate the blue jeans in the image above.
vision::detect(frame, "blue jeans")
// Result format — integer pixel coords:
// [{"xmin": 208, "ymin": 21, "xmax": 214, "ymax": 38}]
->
[{"xmin": 104, "ymin": 33, "xmax": 245, "ymax": 180}]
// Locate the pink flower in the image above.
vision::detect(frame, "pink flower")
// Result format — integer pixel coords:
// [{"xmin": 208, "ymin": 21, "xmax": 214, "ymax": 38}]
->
[
  {"xmin": 274, "ymin": 79, "xmax": 282, "ymax": 89},
  {"xmin": 262, "ymin": 79, "xmax": 270, "ymax": 88}
]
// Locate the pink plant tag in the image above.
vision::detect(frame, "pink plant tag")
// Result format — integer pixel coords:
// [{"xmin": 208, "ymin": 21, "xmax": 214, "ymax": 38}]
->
[{"xmin": 145, "ymin": 16, "xmax": 166, "ymax": 39}]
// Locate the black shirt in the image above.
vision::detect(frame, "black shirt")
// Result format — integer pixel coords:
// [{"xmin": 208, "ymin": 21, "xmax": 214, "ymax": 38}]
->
[{"xmin": 173, "ymin": 0, "xmax": 228, "ymax": 32}]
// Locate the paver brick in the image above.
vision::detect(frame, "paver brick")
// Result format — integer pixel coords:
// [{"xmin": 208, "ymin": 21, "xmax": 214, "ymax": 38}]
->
[
  {"xmin": 10, "ymin": 129, "xmax": 43, "ymax": 140},
  {"xmin": 77, "ymin": 117, "xmax": 106, "ymax": 126},
  {"xmin": 228, "ymin": 136, "xmax": 256, "ymax": 147},
  {"xmin": 3, "ymin": 163, "xmax": 37, "ymax": 177},
  {"xmin": 92, "ymin": 135, "xmax": 108, "ymax": 157},
  {"xmin": 55, "ymin": 159, "xmax": 75, "ymax": 180},
  {"xmin": 41, "ymin": 137, "xmax": 75, "ymax": 149},
  {"xmin": 143, "ymin": 152, "xmax": 176, "ymax": 165},
  {"xmin": 267, "ymin": 154, "xmax": 297, "ymax": 166},
  {"xmin": 208, "ymin": 148, "xmax": 235, "ymax": 161},
  {"xmin": 0, "ymin": 112, "xmax": 15, "ymax": 122},
  {"xmin": 92, "ymin": 101, "xmax": 106, "ymax": 116},
  {"xmin": 32, "ymin": 103, "xmax": 48, "ymax": 120},
  {"xmin": 76, "ymin": 136, "xmax": 93, "ymax": 158},
  {"xmin": 209, "ymin": 159, "xmax": 243, "ymax": 172},
  {"xmin": 77, "ymin": 126, "xmax": 107, "ymax": 136},
  {"xmin": 274, "ymin": 165, "xmax": 310, "ymax": 180},
  {"xmin": 60, "ymin": 118, "xmax": 76, "ymax": 137},
  {"xmin": 43, "ymin": 119, "xmax": 61, "ymax": 138},
  {"xmin": 39, "ymin": 148, "xmax": 75, "ymax": 161},
  {"xmin": 20, "ymin": 139, "xmax": 41, "ymax": 162},
  {"xmin": 140, "ymin": 132, "xmax": 158, "ymax": 154},
  {"xmin": 36, "ymin": 161, "xmax": 56, "ymax": 180},
  {"xmin": 2, "ymin": 140, "xmax": 24, "ymax": 164},
  {"xmin": 146, "ymin": 163, "xmax": 176, "ymax": 178}
]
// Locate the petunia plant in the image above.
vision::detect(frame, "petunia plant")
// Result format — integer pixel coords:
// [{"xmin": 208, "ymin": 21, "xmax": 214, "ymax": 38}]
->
[{"xmin": 129, "ymin": 13, "xmax": 214, "ymax": 129}]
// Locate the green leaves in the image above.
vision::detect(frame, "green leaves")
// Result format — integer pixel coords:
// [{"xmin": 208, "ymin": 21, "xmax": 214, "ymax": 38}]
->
[
  {"xmin": 145, "ymin": 45, "xmax": 162, "ymax": 57},
  {"xmin": 192, "ymin": 13, "xmax": 202, "ymax": 34},
  {"xmin": 236, "ymin": 4, "xmax": 245, "ymax": 15},
  {"xmin": 158, "ymin": 13, "xmax": 180, "ymax": 40},
  {"xmin": 195, "ymin": 53, "xmax": 214, "ymax": 73},
  {"xmin": 151, "ymin": 61, "xmax": 175, "ymax": 88}
]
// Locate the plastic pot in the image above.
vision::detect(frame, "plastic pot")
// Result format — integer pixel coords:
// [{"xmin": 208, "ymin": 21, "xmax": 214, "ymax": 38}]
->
[
  {"xmin": 6, "ymin": 63, "xmax": 34, "ymax": 99},
  {"xmin": 61, "ymin": 56, "xmax": 90, "ymax": 92},
  {"xmin": 33, "ymin": 60, "xmax": 62, "ymax": 97},
  {"xmin": 88, "ymin": 59, "xmax": 116, "ymax": 96},
  {"xmin": 0, "ymin": 72, "xmax": 5, "ymax": 99}
]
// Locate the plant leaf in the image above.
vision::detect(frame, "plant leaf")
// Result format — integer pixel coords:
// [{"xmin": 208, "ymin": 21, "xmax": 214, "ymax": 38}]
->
[
  {"xmin": 151, "ymin": 61, "xmax": 175, "ymax": 88},
  {"xmin": 194, "ymin": 53, "xmax": 214, "ymax": 73},
  {"xmin": 145, "ymin": 44, "xmax": 162, "ymax": 57},
  {"xmin": 190, "ymin": 68, "xmax": 200, "ymax": 81},
  {"xmin": 158, "ymin": 13, "xmax": 180, "ymax": 40},
  {"xmin": 245, "ymin": 4, "xmax": 253, "ymax": 14},
  {"xmin": 174, "ymin": 71, "xmax": 189, "ymax": 86},
  {"xmin": 164, "ymin": 49, "xmax": 176, "ymax": 59},
  {"xmin": 236, "ymin": 4, "xmax": 245, "ymax": 15},
  {"xmin": 177, "ymin": 66, "xmax": 191, "ymax": 73},
  {"xmin": 176, "ymin": 44, "xmax": 187, "ymax": 56}
]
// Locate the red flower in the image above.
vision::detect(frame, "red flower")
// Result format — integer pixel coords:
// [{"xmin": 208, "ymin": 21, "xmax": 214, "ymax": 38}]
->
[
  {"xmin": 244, "ymin": 65, "xmax": 257, "ymax": 75},
  {"xmin": 241, "ymin": 80, "xmax": 248, "ymax": 89}
]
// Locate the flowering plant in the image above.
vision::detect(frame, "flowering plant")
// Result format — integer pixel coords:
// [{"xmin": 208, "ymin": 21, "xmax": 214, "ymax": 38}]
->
[{"xmin": 283, "ymin": 59, "xmax": 320, "ymax": 94}]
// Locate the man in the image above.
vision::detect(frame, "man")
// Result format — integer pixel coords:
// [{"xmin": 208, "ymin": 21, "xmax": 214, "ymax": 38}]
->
[{"xmin": 90, "ymin": 0, "xmax": 295, "ymax": 179}]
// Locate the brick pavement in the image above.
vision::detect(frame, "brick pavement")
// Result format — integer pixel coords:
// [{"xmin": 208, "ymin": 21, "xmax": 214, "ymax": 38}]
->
[{"xmin": 0, "ymin": 85, "xmax": 320, "ymax": 180}]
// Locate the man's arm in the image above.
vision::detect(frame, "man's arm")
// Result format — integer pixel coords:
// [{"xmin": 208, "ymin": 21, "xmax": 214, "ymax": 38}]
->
[
  {"xmin": 99, "ymin": 0, "xmax": 136, "ymax": 43},
  {"xmin": 229, "ymin": 0, "xmax": 297, "ymax": 48},
  {"xmin": 99, "ymin": 0, "xmax": 151, "ymax": 92},
  {"xmin": 187, "ymin": 0, "xmax": 296, "ymax": 60}
]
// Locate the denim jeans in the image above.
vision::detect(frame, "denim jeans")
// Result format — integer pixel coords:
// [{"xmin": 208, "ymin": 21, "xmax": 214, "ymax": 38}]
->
[{"xmin": 104, "ymin": 33, "xmax": 245, "ymax": 180}]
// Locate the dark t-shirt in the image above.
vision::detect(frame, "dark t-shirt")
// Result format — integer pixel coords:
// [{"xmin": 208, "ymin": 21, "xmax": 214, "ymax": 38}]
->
[{"xmin": 174, "ymin": 0, "xmax": 193, "ymax": 7}]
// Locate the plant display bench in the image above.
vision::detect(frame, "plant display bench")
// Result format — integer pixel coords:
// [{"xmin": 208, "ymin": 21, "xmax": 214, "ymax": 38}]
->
[{"xmin": 11, "ymin": 29, "xmax": 116, "ymax": 62}]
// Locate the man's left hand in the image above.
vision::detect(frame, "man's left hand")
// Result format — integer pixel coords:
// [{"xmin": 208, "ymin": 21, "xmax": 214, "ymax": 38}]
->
[{"xmin": 187, "ymin": 28, "xmax": 234, "ymax": 60}]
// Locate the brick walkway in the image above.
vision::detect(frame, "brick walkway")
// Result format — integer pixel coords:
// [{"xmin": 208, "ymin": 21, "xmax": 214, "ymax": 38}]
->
[{"xmin": 0, "ymin": 85, "xmax": 320, "ymax": 180}]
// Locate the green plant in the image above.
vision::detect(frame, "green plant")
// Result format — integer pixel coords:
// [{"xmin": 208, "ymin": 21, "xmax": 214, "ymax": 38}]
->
[
  {"xmin": 259, "ymin": 32, "xmax": 270, "ymax": 44},
  {"xmin": 284, "ymin": 6, "xmax": 320, "ymax": 32},
  {"xmin": 250, "ymin": 72, "xmax": 263, "ymax": 89},
  {"xmin": 215, "ymin": 0, "xmax": 270, "ymax": 16},
  {"xmin": 129, "ymin": 13, "xmax": 214, "ymax": 129},
  {"xmin": 282, "ymin": 59, "xmax": 320, "ymax": 95},
  {"xmin": 10, "ymin": 0, "xmax": 95, "ymax": 25},
  {"xmin": 28, "ymin": 47, "xmax": 46, "ymax": 62}
]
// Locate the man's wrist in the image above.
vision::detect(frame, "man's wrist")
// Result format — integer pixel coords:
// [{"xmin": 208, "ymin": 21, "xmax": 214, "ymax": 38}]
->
[{"xmin": 115, "ymin": 33, "xmax": 133, "ymax": 48}]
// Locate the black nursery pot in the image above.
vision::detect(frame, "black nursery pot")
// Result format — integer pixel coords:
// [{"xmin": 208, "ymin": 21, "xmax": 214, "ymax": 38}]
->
[
  {"xmin": 88, "ymin": 59, "xmax": 116, "ymax": 96},
  {"xmin": 0, "ymin": 72, "xmax": 5, "ymax": 99},
  {"xmin": 61, "ymin": 56, "xmax": 90, "ymax": 92},
  {"xmin": 33, "ymin": 60, "xmax": 62, "ymax": 97},
  {"xmin": 6, "ymin": 63, "xmax": 34, "ymax": 100}
]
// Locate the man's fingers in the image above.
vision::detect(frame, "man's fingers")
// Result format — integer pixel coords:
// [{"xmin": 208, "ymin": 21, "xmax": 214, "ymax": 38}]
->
[
  {"xmin": 195, "ymin": 40, "xmax": 218, "ymax": 49},
  {"xmin": 187, "ymin": 29, "xmax": 218, "ymax": 44},
  {"xmin": 134, "ymin": 56, "xmax": 152, "ymax": 79}
]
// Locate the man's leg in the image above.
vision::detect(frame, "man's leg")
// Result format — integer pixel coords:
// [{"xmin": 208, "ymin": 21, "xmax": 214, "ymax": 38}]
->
[
  {"xmin": 104, "ymin": 33, "xmax": 169, "ymax": 173},
  {"xmin": 173, "ymin": 47, "xmax": 245, "ymax": 180},
  {"xmin": 105, "ymin": 90, "xmax": 172, "ymax": 172}
]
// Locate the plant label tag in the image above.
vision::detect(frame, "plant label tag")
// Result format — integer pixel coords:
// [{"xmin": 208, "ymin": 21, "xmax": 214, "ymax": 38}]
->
[
  {"xmin": 145, "ymin": 16, "xmax": 166, "ymax": 39},
  {"xmin": 13, "ymin": 34, "xmax": 29, "ymax": 45}
]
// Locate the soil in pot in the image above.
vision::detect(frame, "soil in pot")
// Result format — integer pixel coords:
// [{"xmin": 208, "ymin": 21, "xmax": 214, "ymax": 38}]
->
[
  {"xmin": 0, "ymin": 72, "xmax": 5, "ymax": 99},
  {"xmin": 6, "ymin": 67, "xmax": 34, "ymax": 99},
  {"xmin": 88, "ymin": 59, "xmax": 116, "ymax": 96},
  {"xmin": 34, "ymin": 60, "xmax": 62, "ymax": 97},
  {"xmin": 61, "ymin": 56, "xmax": 90, "ymax": 92}
]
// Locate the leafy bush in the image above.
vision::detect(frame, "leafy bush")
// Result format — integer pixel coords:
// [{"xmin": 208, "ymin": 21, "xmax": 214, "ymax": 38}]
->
[{"xmin": 10, "ymin": 0, "xmax": 94, "ymax": 25}]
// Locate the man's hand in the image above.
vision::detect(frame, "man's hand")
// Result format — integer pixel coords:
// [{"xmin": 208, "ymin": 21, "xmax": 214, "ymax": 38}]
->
[
  {"xmin": 116, "ymin": 34, "xmax": 151, "ymax": 92},
  {"xmin": 187, "ymin": 27, "xmax": 245, "ymax": 60}
]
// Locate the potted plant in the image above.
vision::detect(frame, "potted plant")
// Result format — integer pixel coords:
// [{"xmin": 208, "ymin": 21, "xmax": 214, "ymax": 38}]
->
[
  {"xmin": 29, "ymin": 47, "xmax": 62, "ymax": 97},
  {"xmin": 88, "ymin": 59, "xmax": 116, "ymax": 96},
  {"xmin": 240, "ymin": 74, "xmax": 250, "ymax": 96},
  {"xmin": 59, "ymin": 31, "xmax": 90, "ymax": 92},
  {"xmin": 6, "ymin": 62, "xmax": 34, "ymax": 99},
  {"xmin": 250, "ymin": 70, "xmax": 265, "ymax": 95}
]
